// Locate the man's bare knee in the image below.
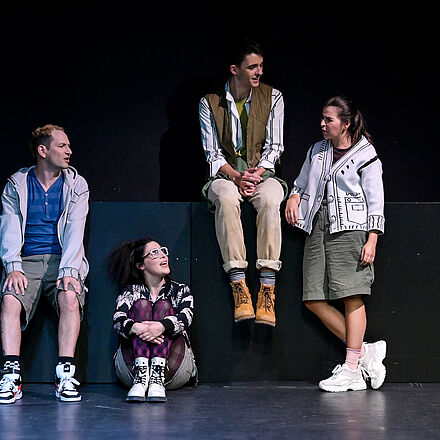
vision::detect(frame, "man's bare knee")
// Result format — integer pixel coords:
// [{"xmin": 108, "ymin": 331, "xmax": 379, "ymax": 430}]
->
[
  {"xmin": 58, "ymin": 290, "xmax": 79, "ymax": 314},
  {"xmin": 1, "ymin": 294, "xmax": 22, "ymax": 315}
]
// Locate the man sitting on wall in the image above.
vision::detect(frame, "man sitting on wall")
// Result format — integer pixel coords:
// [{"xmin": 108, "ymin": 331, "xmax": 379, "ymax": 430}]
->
[{"xmin": 199, "ymin": 38, "xmax": 287, "ymax": 327}]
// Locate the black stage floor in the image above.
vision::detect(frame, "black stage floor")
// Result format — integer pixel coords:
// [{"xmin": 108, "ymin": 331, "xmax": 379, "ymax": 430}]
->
[{"xmin": 1, "ymin": 382, "xmax": 438, "ymax": 439}]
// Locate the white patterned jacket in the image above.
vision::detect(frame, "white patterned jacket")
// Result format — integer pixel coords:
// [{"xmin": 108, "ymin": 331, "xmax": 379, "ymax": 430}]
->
[{"xmin": 290, "ymin": 136, "xmax": 385, "ymax": 235}]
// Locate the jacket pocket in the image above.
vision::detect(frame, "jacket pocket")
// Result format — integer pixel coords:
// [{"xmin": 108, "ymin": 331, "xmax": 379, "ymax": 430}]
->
[
  {"xmin": 298, "ymin": 193, "xmax": 310, "ymax": 221},
  {"xmin": 345, "ymin": 196, "xmax": 367, "ymax": 225}
]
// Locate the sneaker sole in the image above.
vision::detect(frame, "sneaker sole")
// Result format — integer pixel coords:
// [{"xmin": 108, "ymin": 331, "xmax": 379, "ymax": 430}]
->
[
  {"xmin": 146, "ymin": 396, "xmax": 167, "ymax": 402},
  {"xmin": 254, "ymin": 319, "xmax": 276, "ymax": 327},
  {"xmin": 55, "ymin": 391, "xmax": 82, "ymax": 402},
  {"xmin": 371, "ymin": 365, "xmax": 387, "ymax": 390},
  {"xmin": 126, "ymin": 396, "xmax": 146, "ymax": 402},
  {"xmin": 0, "ymin": 390, "xmax": 22, "ymax": 404},
  {"xmin": 319, "ymin": 381, "xmax": 367, "ymax": 393}
]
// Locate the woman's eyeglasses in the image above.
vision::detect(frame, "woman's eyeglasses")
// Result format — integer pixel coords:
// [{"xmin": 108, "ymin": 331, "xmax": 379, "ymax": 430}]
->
[{"xmin": 142, "ymin": 246, "xmax": 169, "ymax": 260}]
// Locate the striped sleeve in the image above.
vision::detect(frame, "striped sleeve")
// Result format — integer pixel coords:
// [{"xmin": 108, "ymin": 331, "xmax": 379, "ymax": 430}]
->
[
  {"xmin": 359, "ymin": 156, "xmax": 385, "ymax": 234},
  {"xmin": 199, "ymin": 97, "xmax": 228, "ymax": 177},
  {"xmin": 113, "ymin": 286, "xmax": 136, "ymax": 339},
  {"xmin": 290, "ymin": 145, "xmax": 313, "ymax": 196},
  {"xmin": 258, "ymin": 88, "xmax": 285, "ymax": 170},
  {"xmin": 161, "ymin": 283, "xmax": 194, "ymax": 336}
]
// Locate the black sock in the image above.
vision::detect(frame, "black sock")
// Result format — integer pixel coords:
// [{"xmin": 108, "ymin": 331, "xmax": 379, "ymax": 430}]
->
[
  {"xmin": 3, "ymin": 355, "xmax": 21, "ymax": 374},
  {"xmin": 58, "ymin": 356, "xmax": 74, "ymax": 365}
]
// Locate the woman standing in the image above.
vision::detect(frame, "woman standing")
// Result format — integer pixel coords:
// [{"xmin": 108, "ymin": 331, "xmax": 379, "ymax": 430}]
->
[
  {"xmin": 285, "ymin": 96, "xmax": 386, "ymax": 392},
  {"xmin": 109, "ymin": 238, "xmax": 197, "ymax": 402}
]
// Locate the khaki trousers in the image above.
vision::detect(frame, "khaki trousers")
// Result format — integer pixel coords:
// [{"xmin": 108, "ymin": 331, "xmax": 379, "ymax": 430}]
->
[{"xmin": 207, "ymin": 177, "xmax": 284, "ymax": 273}]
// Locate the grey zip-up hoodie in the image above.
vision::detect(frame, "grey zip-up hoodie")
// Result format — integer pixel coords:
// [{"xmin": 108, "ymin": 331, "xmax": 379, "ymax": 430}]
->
[{"xmin": 0, "ymin": 166, "xmax": 89, "ymax": 280}]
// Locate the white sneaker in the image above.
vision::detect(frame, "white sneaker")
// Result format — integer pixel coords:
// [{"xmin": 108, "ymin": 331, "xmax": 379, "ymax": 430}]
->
[
  {"xmin": 0, "ymin": 373, "xmax": 22, "ymax": 404},
  {"xmin": 126, "ymin": 357, "xmax": 149, "ymax": 402},
  {"xmin": 359, "ymin": 340, "xmax": 387, "ymax": 389},
  {"xmin": 55, "ymin": 363, "xmax": 81, "ymax": 402},
  {"xmin": 147, "ymin": 357, "xmax": 167, "ymax": 402},
  {"xmin": 319, "ymin": 364, "xmax": 367, "ymax": 392}
]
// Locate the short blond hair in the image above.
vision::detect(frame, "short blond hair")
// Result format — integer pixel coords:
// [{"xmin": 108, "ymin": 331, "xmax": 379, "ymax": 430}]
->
[{"xmin": 29, "ymin": 124, "xmax": 64, "ymax": 159}]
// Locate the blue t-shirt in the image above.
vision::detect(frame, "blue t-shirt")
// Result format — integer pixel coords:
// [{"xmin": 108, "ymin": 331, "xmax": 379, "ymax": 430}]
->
[{"xmin": 22, "ymin": 169, "xmax": 64, "ymax": 257}]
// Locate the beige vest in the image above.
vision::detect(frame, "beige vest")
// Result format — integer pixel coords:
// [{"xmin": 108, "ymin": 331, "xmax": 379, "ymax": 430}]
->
[{"xmin": 205, "ymin": 82, "xmax": 273, "ymax": 169}]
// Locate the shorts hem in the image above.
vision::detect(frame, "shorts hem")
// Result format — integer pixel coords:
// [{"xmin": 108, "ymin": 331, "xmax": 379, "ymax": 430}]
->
[{"xmin": 303, "ymin": 288, "xmax": 372, "ymax": 301}]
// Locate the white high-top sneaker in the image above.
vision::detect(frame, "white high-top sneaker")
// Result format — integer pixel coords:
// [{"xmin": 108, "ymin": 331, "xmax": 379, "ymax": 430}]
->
[
  {"xmin": 0, "ymin": 373, "xmax": 22, "ymax": 404},
  {"xmin": 55, "ymin": 363, "xmax": 81, "ymax": 402},
  {"xmin": 147, "ymin": 357, "xmax": 167, "ymax": 402},
  {"xmin": 126, "ymin": 357, "xmax": 150, "ymax": 402}
]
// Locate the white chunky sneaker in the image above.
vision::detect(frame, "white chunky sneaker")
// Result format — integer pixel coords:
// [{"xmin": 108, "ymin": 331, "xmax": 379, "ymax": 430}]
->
[
  {"xmin": 55, "ymin": 363, "xmax": 81, "ymax": 402},
  {"xmin": 359, "ymin": 340, "xmax": 387, "ymax": 389},
  {"xmin": 147, "ymin": 357, "xmax": 167, "ymax": 402},
  {"xmin": 126, "ymin": 357, "xmax": 149, "ymax": 402},
  {"xmin": 0, "ymin": 373, "xmax": 22, "ymax": 404},
  {"xmin": 319, "ymin": 364, "xmax": 367, "ymax": 392}
]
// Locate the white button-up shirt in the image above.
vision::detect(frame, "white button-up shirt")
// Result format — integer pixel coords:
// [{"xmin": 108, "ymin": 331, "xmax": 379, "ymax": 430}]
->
[{"xmin": 199, "ymin": 81, "xmax": 285, "ymax": 177}]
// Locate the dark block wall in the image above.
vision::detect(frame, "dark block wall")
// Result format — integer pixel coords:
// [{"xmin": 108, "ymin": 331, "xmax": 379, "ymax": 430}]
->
[
  {"xmin": 0, "ymin": 10, "xmax": 439, "ymax": 204},
  {"xmin": 8, "ymin": 202, "xmax": 440, "ymax": 384}
]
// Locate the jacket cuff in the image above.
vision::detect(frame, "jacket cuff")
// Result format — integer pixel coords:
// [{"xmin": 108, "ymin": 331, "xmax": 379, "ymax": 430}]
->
[
  {"xmin": 290, "ymin": 186, "xmax": 304, "ymax": 197},
  {"xmin": 257, "ymin": 159, "xmax": 275, "ymax": 171},
  {"xmin": 211, "ymin": 158, "xmax": 227, "ymax": 177},
  {"xmin": 57, "ymin": 267, "xmax": 80, "ymax": 280},
  {"xmin": 368, "ymin": 215, "xmax": 385, "ymax": 234},
  {"xmin": 160, "ymin": 317, "xmax": 175, "ymax": 335},
  {"xmin": 5, "ymin": 261, "xmax": 24, "ymax": 274},
  {"xmin": 123, "ymin": 320, "xmax": 135, "ymax": 338}
]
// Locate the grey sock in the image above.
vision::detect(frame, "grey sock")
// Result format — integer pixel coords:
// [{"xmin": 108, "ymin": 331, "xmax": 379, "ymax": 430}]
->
[
  {"xmin": 260, "ymin": 271, "xmax": 276, "ymax": 285},
  {"xmin": 229, "ymin": 268, "xmax": 246, "ymax": 283}
]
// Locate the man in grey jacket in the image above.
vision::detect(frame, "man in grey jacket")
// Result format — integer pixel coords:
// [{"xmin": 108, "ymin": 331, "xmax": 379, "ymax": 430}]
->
[{"xmin": 0, "ymin": 124, "xmax": 89, "ymax": 404}]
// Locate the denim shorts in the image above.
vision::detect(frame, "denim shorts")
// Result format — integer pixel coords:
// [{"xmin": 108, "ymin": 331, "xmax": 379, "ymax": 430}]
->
[{"xmin": 302, "ymin": 204, "xmax": 374, "ymax": 301}]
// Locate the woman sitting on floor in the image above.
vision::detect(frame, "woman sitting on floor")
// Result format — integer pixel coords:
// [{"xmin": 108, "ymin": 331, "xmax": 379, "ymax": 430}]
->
[{"xmin": 109, "ymin": 238, "xmax": 197, "ymax": 402}]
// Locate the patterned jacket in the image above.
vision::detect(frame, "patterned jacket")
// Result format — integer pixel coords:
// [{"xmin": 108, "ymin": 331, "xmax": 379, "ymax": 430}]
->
[
  {"xmin": 113, "ymin": 279, "xmax": 194, "ymax": 344},
  {"xmin": 290, "ymin": 136, "xmax": 385, "ymax": 234}
]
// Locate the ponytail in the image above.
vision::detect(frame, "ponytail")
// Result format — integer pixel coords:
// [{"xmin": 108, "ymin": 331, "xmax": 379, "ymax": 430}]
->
[{"xmin": 324, "ymin": 96, "xmax": 373, "ymax": 145}]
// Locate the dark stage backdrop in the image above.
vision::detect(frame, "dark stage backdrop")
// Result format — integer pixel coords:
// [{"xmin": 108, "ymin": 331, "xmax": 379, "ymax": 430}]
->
[{"xmin": 0, "ymin": 9, "xmax": 438, "ymax": 203}]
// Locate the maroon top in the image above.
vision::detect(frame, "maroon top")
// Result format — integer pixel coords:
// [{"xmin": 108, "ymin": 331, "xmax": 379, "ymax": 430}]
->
[{"xmin": 333, "ymin": 146, "xmax": 353, "ymax": 164}]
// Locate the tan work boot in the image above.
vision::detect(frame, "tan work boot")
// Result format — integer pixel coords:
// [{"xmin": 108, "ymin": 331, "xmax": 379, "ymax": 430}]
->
[
  {"xmin": 231, "ymin": 279, "xmax": 255, "ymax": 322},
  {"xmin": 255, "ymin": 283, "xmax": 276, "ymax": 327}
]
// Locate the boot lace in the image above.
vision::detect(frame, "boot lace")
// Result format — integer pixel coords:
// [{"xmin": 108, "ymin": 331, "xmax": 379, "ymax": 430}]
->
[
  {"xmin": 0, "ymin": 376, "xmax": 14, "ymax": 392},
  {"xmin": 233, "ymin": 284, "xmax": 251, "ymax": 307},
  {"xmin": 149, "ymin": 364, "xmax": 166, "ymax": 386},
  {"xmin": 258, "ymin": 286, "xmax": 274, "ymax": 312},
  {"xmin": 133, "ymin": 365, "xmax": 149, "ymax": 386},
  {"xmin": 58, "ymin": 376, "xmax": 80, "ymax": 393}
]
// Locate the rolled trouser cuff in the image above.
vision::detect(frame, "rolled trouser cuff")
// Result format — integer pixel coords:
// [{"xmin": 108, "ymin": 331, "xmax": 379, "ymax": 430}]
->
[
  {"xmin": 223, "ymin": 260, "xmax": 248, "ymax": 273},
  {"xmin": 256, "ymin": 259, "xmax": 282, "ymax": 272}
]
